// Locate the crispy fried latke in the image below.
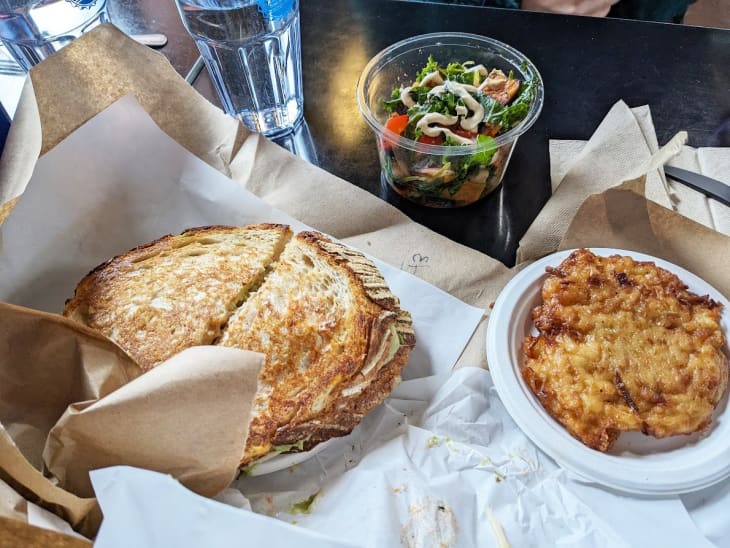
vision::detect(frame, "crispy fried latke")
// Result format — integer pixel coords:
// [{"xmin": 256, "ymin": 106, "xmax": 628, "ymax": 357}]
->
[{"xmin": 523, "ymin": 249, "xmax": 729, "ymax": 451}]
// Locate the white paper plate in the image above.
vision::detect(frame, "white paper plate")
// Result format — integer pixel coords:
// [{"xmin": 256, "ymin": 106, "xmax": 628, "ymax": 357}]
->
[{"xmin": 486, "ymin": 248, "xmax": 730, "ymax": 495}]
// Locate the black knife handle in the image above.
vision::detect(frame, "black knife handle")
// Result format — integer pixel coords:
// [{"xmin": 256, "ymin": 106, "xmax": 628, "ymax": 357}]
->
[{"xmin": 664, "ymin": 165, "xmax": 730, "ymax": 208}]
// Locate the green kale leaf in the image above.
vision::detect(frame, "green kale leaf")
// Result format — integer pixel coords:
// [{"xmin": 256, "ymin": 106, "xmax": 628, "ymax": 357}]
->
[
  {"xmin": 483, "ymin": 78, "xmax": 535, "ymax": 132},
  {"xmin": 416, "ymin": 55, "xmax": 440, "ymax": 83},
  {"xmin": 464, "ymin": 135, "xmax": 497, "ymax": 172}
]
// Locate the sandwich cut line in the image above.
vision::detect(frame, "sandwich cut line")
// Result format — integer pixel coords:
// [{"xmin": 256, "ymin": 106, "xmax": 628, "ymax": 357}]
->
[{"xmin": 63, "ymin": 224, "xmax": 294, "ymax": 371}]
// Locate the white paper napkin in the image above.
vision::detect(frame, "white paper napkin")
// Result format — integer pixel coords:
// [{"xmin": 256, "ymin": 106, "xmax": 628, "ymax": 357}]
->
[
  {"xmin": 519, "ymin": 100, "xmax": 730, "ymax": 262},
  {"xmin": 546, "ymin": 102, "xmax": 730, "ymax": 241},
  {"xmin": 236, "ymin": 368, "xmax": 719, "ymax": 547},
  {"xmin": 91, "ymin": 466, "xmax": 357, "ymax": 548},
  {"xmin": 89, "ymin": 368, "xmax": 718, "ymax": 547}
]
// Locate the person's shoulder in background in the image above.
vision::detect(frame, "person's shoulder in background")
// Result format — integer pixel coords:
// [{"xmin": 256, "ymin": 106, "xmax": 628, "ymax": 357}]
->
[{"xmin": 395, "ymin": 0, "xmax": 696, "ymax": 22}]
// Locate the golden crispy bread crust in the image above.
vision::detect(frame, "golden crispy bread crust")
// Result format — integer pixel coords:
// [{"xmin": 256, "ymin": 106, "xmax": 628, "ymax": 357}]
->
[
  {"xmin": 63, "ymin": 224, "xmax": 292, "ymax": 370},
  {"xmin": 291, "ymin": 264, "xmax": 415, "ymax": 446},
  {"xmin": 523, "ymin": 249, "xmax": 728, "ymax": 451},
  {"xmin": 272, "ymin": 313, "xmax": 415, "ymax": 449},
  {"xmin": 219, "ymin": 231, "xmax": 415, "ymax": 465}
]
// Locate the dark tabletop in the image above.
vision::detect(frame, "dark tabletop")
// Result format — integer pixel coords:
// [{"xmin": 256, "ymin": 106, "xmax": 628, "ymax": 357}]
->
[{"xmin": 110, "ymin": 0, "xmax": 730, "ymax": 266}]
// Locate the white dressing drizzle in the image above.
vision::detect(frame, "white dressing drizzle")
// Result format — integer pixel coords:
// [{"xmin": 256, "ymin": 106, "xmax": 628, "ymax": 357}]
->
[
  {"xmin": 416, "ymin": 112, "xmax": 473, "ymax": 145},
  {"xmin": 417, "ymin": 70, "xmax": 444, "ymax": 87},
  {"xmin": 437, "ymin": 128, "xmax": 474, "ymax": 145},
  {"xmin": 402, "ymin": 67, "xmax": 514, "ymax": 145},
  {"xmin": 464, "ymin": 64, "xmax": 489, "ymax": 77},
  {"xmin": 428, "ymin": 81, "xmax": 484, "ymax": 132},
  {"xmin": 399, "ymin": 86, "xmax": 415, "ymax": 108},
  {"xmin": 416, "ymin": 112, "xmax": 458, "ymax": 134}
]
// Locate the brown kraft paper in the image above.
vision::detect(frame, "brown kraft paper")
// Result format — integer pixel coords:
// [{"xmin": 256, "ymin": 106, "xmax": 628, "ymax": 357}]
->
[
  {"xmin": 0, "ymin": 303, "xmax": 263, "ymax": 538},
  {"xmin": 2, "ymin": 23, "xmax": 730, "ymax": 542},
  {"xmin": 560, "ymin": 178, "xmax": 730, "ymax": 298}
]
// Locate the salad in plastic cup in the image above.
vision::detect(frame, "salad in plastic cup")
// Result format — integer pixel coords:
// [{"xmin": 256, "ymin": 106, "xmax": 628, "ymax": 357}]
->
[{"xmin": 357, "ymin": 33, "xmax": 543, "ymax": 208}]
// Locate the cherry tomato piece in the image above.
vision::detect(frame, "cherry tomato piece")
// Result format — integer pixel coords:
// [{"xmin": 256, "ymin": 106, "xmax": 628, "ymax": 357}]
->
[
  {"xmin": 451, "ymin": 127, "xmax": 478, "ymax": 140},
  {"xmin": 382, "ymin": 113, "xmax": 410, "ymax": 148},
  {"xmin": 417, "ymin": 134, "xmax": 445, "ymax": 146}
]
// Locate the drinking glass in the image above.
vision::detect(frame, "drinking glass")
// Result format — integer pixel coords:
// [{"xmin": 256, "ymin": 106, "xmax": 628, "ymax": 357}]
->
[
  {"xmin": 0, "ymin": 0, "xmax": 108, "ymax": 72},
  {"xmin": 175, "ymin": 0, "xmax": 304, "ymax": 137}
]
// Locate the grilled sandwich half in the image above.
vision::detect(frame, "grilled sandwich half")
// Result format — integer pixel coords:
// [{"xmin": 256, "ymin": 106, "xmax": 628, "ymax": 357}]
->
[
  {"xmin": 219, "ymin": 231, "xmax": 415, "ymax": 465},
  {"xmin": 63, "ymin": 226, "xmax": 415, "ymax": 466}
]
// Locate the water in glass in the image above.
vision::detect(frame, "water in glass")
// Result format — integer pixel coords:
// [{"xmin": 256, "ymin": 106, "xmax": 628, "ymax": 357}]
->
[
  {"xmin": 176, "ymin": 0, "xmax": 303, "ymax": 136},
  {"xmin": 0, "ymin": 0, "xmax": 108, "ymax": 71}
]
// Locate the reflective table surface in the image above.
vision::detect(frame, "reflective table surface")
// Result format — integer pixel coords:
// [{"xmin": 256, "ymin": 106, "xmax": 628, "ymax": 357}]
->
[{"xmin": 22, "ymin": 1, "xmax": 730, "ymax": 264}]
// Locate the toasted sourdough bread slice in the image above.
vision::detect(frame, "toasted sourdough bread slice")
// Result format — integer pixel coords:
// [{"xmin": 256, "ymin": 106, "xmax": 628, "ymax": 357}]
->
[
  {"xmin": 218, "ymin": 231, "xmax": 415, "ymax": 465},
  {"xmin": 63, "ymin": 225, "xmax": 292, "ymax": 370},
  {"xmin": 267, "ymin": 308, "xmax": 415, "ymax": 450}
]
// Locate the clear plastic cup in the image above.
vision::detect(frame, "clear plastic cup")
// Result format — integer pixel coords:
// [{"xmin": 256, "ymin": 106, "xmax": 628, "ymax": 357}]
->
[{"xmin": 357, "ymin": 33, "xmax": 544, "ymax": 208}]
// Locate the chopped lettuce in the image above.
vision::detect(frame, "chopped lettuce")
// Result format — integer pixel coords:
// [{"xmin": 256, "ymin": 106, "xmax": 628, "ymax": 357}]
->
[
  {"xmin": 416, "ymin": 54, "xmax": 440, "ymax": 83},
  {"xmin": 483, "ymin": 78, "xmax": 535, "ymax": 131},
  {"xmin": 382, "ymin": 87, "xmax": 402, "ymax": 112},
  {"xmin": 272, "ymin": 439, "xmax": 307, "ymax": 453},
  {"xmin": 469, "ymin": 135, "xmax": 497, "ymax": 167},
  {"xmin": 239, "ymin": 438, "xmax": 308, "ymax": 476},
  {"xmin": 290, "ymin": 492, "xmax": 318, "ymax": 515}
]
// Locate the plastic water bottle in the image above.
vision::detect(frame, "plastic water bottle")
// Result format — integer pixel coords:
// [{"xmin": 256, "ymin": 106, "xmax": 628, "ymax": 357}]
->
[
  {"xmin": 175, "ymin": 0, "xmax": 303, "ymax": 137},
  {"xmin": 0, "ymin": 0, "xmax": 108, "ymax": 71}
]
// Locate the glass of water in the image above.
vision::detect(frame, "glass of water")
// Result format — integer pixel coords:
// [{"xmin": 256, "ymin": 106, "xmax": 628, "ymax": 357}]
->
[
  {"xmin": 175, "ymin": 0, "xmax": 304, "ymax": 137},
  {"xmin": 0, "ymin": 0, "xmax": 108, "ymax": 72}
]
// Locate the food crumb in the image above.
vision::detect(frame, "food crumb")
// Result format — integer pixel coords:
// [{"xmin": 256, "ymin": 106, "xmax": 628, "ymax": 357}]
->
[
  {"xmin": 289, "ymin": 492, "xmax": 319, "ymax": 515},
  {"xmin": 427, "ymin": 435, "xmax": 441, "ymax": 448},
  {"xmin": 401, "ymin": 498, "xmax": 458, "ymax": 548},
  {"xmin": 444, "ymin": 437, "xmax": 458, "ymax": 452},
  {"xmin": 392, "ymin": 484, "xmax": 408, "ymax": 494}
]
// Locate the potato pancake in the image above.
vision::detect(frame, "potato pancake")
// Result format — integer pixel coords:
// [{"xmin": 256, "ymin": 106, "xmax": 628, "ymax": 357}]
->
[{"xmin": 523, "ymin": 249, "xmax": 728, "ymax": 451}]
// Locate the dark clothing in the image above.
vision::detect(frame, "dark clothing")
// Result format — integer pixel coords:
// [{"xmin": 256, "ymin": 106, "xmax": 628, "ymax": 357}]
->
[{"xmin": 608, "ymin": 0, "xmax": 695, "ymax": 23}]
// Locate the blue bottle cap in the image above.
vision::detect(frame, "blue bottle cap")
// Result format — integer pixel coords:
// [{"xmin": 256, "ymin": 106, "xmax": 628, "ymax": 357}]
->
[
  {"xmin": 256, "ymin": 0, "xmax": 294, "ymax": 20},
  {"xmin": 64, "ymin": 0, "xmax": 100, "ymax": 8}
]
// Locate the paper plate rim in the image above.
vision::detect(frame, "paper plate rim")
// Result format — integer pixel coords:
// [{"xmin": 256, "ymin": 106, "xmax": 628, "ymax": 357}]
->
[{"xmin": 486, "ymin": 248, "xmax": 730, "ymax": 496}]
